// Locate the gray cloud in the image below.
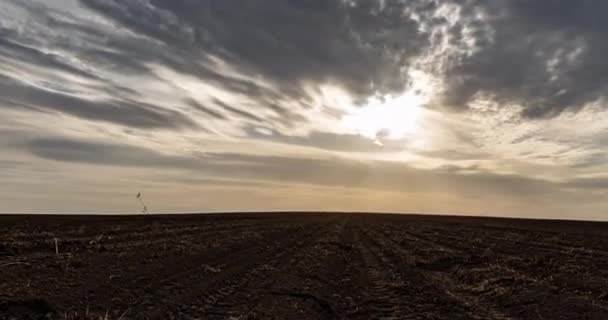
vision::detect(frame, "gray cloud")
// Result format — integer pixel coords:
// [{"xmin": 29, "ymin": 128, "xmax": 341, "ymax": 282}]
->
[
  {"xmin": 79, "ymin": 0, "xmax": 428, "ymax": 103},
  {"xmin": 438, "ymin": 1, "xmax": 608, "ymax": 118},
  {"xmin": 213, "ymin": 99, "xmax": 263, "ymax": 123},
  {"xmin": 565, "ymin": 177, "xmax": 608, "ymax": 190},
  {"xmin": 6, "ymin": 0, "xmax": 608, "ymax": 130},
  {"xmin": 0, "ymin": 75, "xmax": 197, "ymax": 129},
  {"xmin": 186, "ymin": 98, "xmax": 226, "ymax": 120},
  {"xmin": 244, "ymin": 126, "xmax": 404, "ymax": 153},
  {"xmin": 419, "ymin": 149, "xmax": 489, "ymax": 161},
  {"xmin": 28, "ymin": 138, "xmax": 198, "ymax": 168},
  {"xmin": 571, "ymin": 152, "xmax": 608, "ymax": 169},
  {"xmin": 1, "ymin": 0, "xmax": 425, "ymax": 131},
  {"xmin": 26, "ymin": 136, "xmax": 602, "ymax": 199},
  {"xmin": 0, "ymin": 32, "xmax": 99, "ymax": 81}
]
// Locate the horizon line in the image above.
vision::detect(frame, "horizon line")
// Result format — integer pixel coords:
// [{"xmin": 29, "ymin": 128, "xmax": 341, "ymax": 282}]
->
[{"xmin": 0, "ymin": 210, "xmax": 606, "ymax": 223}]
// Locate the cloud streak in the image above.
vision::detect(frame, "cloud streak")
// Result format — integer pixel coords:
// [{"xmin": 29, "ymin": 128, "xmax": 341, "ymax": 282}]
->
[{"xmin": 25, "ymin": 136, "xmax": 607, "ymax": 200}]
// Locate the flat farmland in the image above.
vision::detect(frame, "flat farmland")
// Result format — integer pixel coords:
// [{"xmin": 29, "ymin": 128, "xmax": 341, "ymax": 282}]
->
[{"xmin": 1, "ymin": 213, "xmax": 608, "ymax": 319}]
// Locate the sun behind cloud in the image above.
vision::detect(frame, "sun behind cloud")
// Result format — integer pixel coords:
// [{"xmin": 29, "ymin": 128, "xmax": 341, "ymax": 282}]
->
[
  {"xmin": 340, "ymin": 70, "xmax": 435, "ymax": 145},
  {"xmin": 342, "ymin": 92, "xmax": 423, "ymax": 144}
]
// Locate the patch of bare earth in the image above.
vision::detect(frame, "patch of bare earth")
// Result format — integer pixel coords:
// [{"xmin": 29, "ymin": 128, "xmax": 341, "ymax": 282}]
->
[{"xmin": 1, "ymin": 213, "xmax": 607, "ymax": 319}]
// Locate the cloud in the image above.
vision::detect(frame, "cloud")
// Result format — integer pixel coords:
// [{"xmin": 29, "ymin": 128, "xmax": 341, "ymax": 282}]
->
[
  {"xmin": 5, "ymin": 0, "xmax": 608, "ymax": 128},
  {"xmin": 78, "ymin": 0, "xmax": 428, "ymax": 103},
  {"xmin": 26, "ymin": 136, "xmax": 605, "ymax": 200},
  {"xmin": 212, "ymin": 99, "xmax": 263, "ymax": 123},
  {"xmin": 419, "ymin": 149, "xmax": 489, "ymax": 161},
  {"xmin": 4, "ymin": 0, "xmax": 432, "ymax": 132},
  {"xmin": 28, "ymin": 137, "xmax": 198, "ymax": 168},
  {"xmin": 185, "ymin": 98, "xmax": 226, "ymax": 120},
  {"xmin": 435, "ymin": 1, "xmax": 608, "ymax": 118},
  {"xmin": 0, "ymin": 32, "xmax": 99, "ymax": 81},
  {"xmin": 564, "ymin": 176, "xmax": 608, "ymax": 190},
  {"xmin": 0, "ymin": 75, "xmax": 197, "ymax": 129},
  {"xmin": 244, "ymin": 126, "xmax": 405, "ymax": 153},
  {"xmin": 571, "ymin": 152, "xmax": 608, "ymax": 169}
]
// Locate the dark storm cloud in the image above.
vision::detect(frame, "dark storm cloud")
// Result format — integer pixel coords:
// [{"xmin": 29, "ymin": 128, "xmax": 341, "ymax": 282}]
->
[
  {"xmin": 0, "ymin": 0, "xmax": 432, "ymax": 131},
  {"xmin": 3, "ymin": 0, "xmax": 608, "ymax": 131},
  {"xmin": 438, "ymin": 1, "xmax": 608, "ymax": 118},
  {"xmin": 79, "ymin": 0, "xmax": 608, "ymax": 119},
  {"xmin": 79, "ymin": 0, "xmax": 428, "ymax": 102}
]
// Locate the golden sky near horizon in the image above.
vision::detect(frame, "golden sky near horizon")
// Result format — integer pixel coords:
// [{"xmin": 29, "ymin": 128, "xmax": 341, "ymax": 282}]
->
[{"xmin": 1, "ymin": 1, "xmax": 608, "ymax": 219}]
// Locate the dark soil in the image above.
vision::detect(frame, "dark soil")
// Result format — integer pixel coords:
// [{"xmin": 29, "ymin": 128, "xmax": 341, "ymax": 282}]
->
[{"xmin": 1, "ymin": 212, "xmax": 608, "ymax": 319}]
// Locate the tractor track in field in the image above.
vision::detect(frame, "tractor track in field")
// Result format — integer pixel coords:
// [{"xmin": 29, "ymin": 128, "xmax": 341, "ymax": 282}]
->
[
  {"xmin": 90, "ymin": 224, "xmax": 310, "ymax": 316},
  {"xmin": 156, "ymin": 225, "xmax": 326, "ymax": 319},
  {"xmin": 379, "ymin": 225, "xmax": 608, "ymax": 319},
  {"xmin": 350, "ymin": 226, "xmax": 477, "ymax": 320},
  {"xmin": 368, "ymin": 227, "xmax": 510, "ymax": 320},
  {"xmin": 174, "ymin": 223, "xmax": 343, "ymax": 320}
]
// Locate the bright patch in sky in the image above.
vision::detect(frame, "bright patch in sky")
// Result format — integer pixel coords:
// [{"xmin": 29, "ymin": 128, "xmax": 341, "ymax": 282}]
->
[
  {"xmin": 342, "ymin": 92, "xmax": 423, "ymax": 143},
  {"xmin": 341, "ymin": 70, "xmax": 434, "ymax": 144}
]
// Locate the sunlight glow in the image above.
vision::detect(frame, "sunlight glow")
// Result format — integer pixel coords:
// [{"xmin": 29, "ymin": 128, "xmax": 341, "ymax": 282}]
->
[
  {"xmin": 340, "ymin": 70, "xmax": 435, "ymax": 145},
  {"xmin": 342, "ymin": 91, "xmax": 424, "ymax": 144}
]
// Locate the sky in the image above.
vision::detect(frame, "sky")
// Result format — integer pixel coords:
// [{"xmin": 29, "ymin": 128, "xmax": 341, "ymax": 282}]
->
[{"xmin": 1, "ymin": 0, "xmax": 607, "ymax": 220}]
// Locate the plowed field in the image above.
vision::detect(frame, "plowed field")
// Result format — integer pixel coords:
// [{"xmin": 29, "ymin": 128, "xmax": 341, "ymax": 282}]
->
[{"xmin": 1, "ymin": 213, "xmax": 608, "ymax": 319}]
